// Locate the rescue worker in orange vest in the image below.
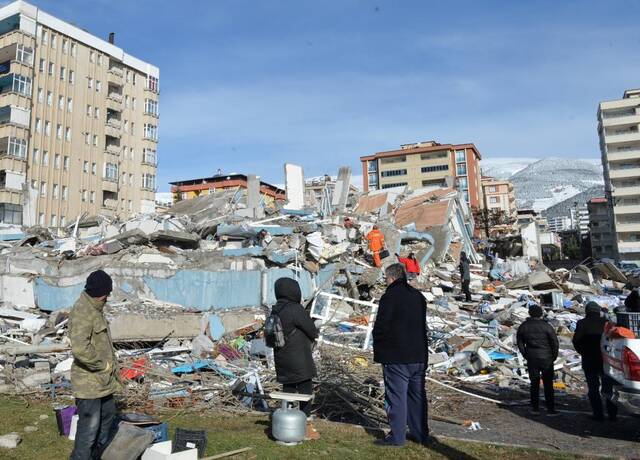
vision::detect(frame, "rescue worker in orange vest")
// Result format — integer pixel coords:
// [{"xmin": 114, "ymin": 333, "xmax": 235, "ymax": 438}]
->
[
  {"xmin": 366, "ymin": 226, "xmax": 385, "ymax": 268},
  {"xmin": 397, "ymin": 252, "xmax": 421, "ymax": 281}
]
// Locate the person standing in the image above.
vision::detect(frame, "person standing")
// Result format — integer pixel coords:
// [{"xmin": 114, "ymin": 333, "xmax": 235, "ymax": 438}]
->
[
  {"xmin": 272, "ymin": 277, "xmax": 320, "ymax": 440},
  {"xmin": 372, "ymin": 264, "xmax": 429, "ymax": 447},
  {"xmin": 572, "ymin": 301, "xmax": 618, "ymax": 421},
  {"xmin": 516, "ymin": 305, "xmax": 560, "ymax": 416},
  {"xmin": 69, "ymin": 270, "xmax": 120, "ymax": 460},
  {"xmin": 366, "ymin": 225, "xmax": 386, "ymax": 268},
  {"xmin": 459, "ymin": 251, "xmax": 472, "ymax": 302},
  {"xmin": 396, "ymin": 252, "xmax": 421, "ymax": 281}
]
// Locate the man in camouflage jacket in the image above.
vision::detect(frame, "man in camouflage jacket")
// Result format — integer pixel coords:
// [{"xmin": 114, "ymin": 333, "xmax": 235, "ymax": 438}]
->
[{"xmin": 69, "ymin": 270, "xmax": 120, "ymax": 460}]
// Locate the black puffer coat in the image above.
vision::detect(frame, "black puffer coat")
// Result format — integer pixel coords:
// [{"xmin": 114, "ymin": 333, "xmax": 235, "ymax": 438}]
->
[
  {"xmin": 572, "ymin": 313, "xmax": 607, "ymax": 370},
  {"xmin": 516, "ymin": 317, "xmax": 559, "ymax": 367},
  {"xmin": 272, "ymin": 278, "xmax": 318, "ymax": 384}
]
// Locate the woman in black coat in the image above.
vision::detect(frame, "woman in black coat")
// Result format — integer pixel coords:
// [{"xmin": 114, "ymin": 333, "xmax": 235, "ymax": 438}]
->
[{"xmin": 272, "ymin": 278, "xmax": 320, "ymax": 438}]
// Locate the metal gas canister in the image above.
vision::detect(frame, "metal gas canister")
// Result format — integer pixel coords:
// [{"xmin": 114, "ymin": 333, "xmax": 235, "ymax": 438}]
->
[{"xmin": 272, "ymin": 400, "xmax": 306, "ymax": 445}]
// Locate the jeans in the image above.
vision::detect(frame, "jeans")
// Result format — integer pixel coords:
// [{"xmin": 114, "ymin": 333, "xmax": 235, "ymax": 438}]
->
[
  {"xmin": 583, "ymin": 363, "xmax": 618, "ymax": 419},
  {"xmin": 282, "ymin": 379, "xmax": 313, "ymax": 417},
  {"xmin": 70, "ymin": 395, "xmax": 116, "ymax": 460},
  {"xmin": 383, "ymin": 363, "xmax": 429, "ymax": 445},
  {"xmin": 528, "ymin": 363, "xmax": 555, "ymax": 411}
]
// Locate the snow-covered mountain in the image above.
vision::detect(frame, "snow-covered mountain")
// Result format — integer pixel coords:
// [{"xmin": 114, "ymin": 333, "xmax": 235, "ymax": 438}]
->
[{"xmin": 481, "ymin": 157, "xmax": 540, "ymax": 180}]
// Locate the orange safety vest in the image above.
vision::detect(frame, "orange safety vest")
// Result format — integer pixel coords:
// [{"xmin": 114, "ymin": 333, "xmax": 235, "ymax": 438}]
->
[{"xmin": 367, "ymin": 229, "xmax": 385, "ymax": 252}]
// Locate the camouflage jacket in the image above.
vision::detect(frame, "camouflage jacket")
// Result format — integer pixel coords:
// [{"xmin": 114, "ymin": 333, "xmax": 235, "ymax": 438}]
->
[{"xmin": 69, "ymin": 291, "xmax": 120, "ymax": 398}]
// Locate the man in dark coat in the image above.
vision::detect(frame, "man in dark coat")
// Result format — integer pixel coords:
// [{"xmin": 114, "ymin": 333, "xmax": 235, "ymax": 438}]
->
[
  {"xmin": 572, "ymin": 301, "xmax": 618, "ymax": 421},
  {"xmin": 272, "ymin": 277, "xmax": 320, "ymax": 439},
  {"xmin": 372, "ymin": 263, "xmax": 429, "ymax": 447},
  {"xmin": 459, "ymin": 252, "xmax": 472, "ymax": 302},
  {"xmin": 624, "ymin": 288, "xmax": 640, "ymax": 312},
  {"xmin": 517, "ymin": 304, "xmax": 560, "ymax": 415}
]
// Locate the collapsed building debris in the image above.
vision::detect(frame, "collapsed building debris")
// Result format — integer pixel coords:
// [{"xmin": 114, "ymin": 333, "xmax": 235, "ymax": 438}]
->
[{"xmin": 0, "ymin": 165, "xmax": 637, "ymax": 450}]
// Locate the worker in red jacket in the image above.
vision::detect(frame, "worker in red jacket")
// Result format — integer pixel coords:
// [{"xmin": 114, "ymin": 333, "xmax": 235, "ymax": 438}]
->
[{"xmin": 397, "ymin": 253, "xmax": 421, "ymax": 280}]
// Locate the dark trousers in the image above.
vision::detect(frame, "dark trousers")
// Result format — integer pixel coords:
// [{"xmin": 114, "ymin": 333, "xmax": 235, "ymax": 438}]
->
[
  {"xmin": 462, "ymin": 280, "xmax": 472, "ymax": 302},
  {"xmin": 583, "ymin": 363, "xmax": 618, "ymax": 419},
  {"xmin": 70, "ymin": 395, "xmax": 116, "ymax": 460},
  {"xmin": 283, "ymin": 379, "xmax": 313, "ymax": 417},
  {"xmin": 528, "ymin": 364, "xmax": 555, "ymax": 411},
  {"xmin": 383, "ymin": 363, "xmax": 429, "ymax": 445}
]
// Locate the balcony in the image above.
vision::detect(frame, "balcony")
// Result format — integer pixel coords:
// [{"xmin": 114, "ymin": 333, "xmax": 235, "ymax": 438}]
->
[
  {"xmin": 104, "ymin": 144, "xmax": 120, "ymax": 156},
  {"xmin": 605, "ymin": 131, "xmax": 640, "ymax": 145},
  {"xmin": 614, "ymin": 204, "xmax": 640, "ymax": 215},
  {"xmin": 609, "ymin": 167, "xmax": 640, "ymax": 179},
  {"xmin": 0, "ymin": 105, "xmax": 29, "ymax": 127},
  {"xmin": 105, "ymin": 125, "xmax": 121, "ymax": 138},
  {"xmin": 607, "ymin": 150, "xmax": 640, "ymax": 162},
  {"xmin": 102, "ymin": 190, "xmax": 118, "ymax": 210},
  {"xmin": 617, "ymin": 241, "xmax": 640, "ymax": 254},
  {"xmin": 612, "ymin": 185, "xmax": 640, "ymax": 197},
  {"xmin": 107, "ymin": 92, "xmax": 122, "ymax": 103},
  {"xmin": 107, "ymin": 68, "xmax": 123, "ymax": 86},
  {"xmin": 615, "ymin": 222, "xmax": 640, "ymax": 232},
  {"xmin": 106, "ymin": 97, "xmax": 121, "ymax": 112},
  {"xmin": 0, "ymin": 14, "xmax": 35, "ymax": 39},
  {"xmin": 106, "ymin": 117, "xmax": 121, "ymax": 130},
  {"xmin": 602, "ymin": 114, "xmax": 640, "ymax": 128}
]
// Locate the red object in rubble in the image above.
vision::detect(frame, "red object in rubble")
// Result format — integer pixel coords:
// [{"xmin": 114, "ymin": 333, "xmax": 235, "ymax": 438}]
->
[{"xmin": 120, "ymin": 357, "xmax": 147, "ymax": 380}]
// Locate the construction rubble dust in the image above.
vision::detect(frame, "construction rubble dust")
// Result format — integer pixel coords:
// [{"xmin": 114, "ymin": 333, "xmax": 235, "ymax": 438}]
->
[{"xmin": 0, "ymin": 167, "xmax": 635, "ymax": 450}]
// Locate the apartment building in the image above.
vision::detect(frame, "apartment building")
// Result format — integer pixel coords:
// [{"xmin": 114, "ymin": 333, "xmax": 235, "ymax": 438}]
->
[
  {"xmin": 597, "ymin": 88, "xmax": 640, "ymax": 262},
  {"xmin": 547, "ymin": 216, "xmax": 572, "ymax": 233},
  {"xmin": 170, "ymin": 174, "xmax": 286, "ymax": 206},
  {"xmin": 481, "ymin": 177, "xmax": 516, "ymax": 216},
  {"xmin": 360, "ymin": 140, "xmax": 483, "ymax": 209},
  {"xmin": 587, "ymin": 197, "xmax": 616, "ymax": 260},
  {"xmin": 0, "ymin": 1, "xmax": 159, "ymax": 227}
]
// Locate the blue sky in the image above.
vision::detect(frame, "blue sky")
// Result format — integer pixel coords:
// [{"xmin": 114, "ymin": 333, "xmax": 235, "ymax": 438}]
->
[{"xmin": 32, "ymin": 0, "xmax": 640, "ymax": 190}]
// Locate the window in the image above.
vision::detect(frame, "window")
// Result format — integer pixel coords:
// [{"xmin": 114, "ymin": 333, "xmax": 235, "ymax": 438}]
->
[
  {"xmin": 89, "ymin": 51, "xmax": 95, "ymax": 63},
  {"xmin": 50, "ymin": 34, "xmax": 57, "ymax": 49},
  {"xmin": 37, "ymin": 88, "xmax": 43, "ymax": 103},
  {"xmin": 67, "ymin": 97, "xmax": 73, "ymax": 112},
  {"xmin": 52, "ymin": 184, "xmax": 59, "ymax": 199},
  {"xmin": 144, "ymin": 99, "xmax": 158, "ymax": 116},
  {"xmin": 93, "ymin": 135, "xmax": 98, "ymax": 146},
  {"xmin": 380, "ymin": 169, "xmax": 407, "ymax": 177},
  {"xmin": 130, "ymin": 122, "xmax": 134, "ymax": 135},
  {"xmin": 16, "ymin": 45, "xmax": 33, "ymax": 65},
  {"xmin": 51, "ymin": 215, "xmax": 57, "ymax": 227},
  {"xmin": 62, "ymin": 186, "xmax": 68, "ymax": 200},
  {"xmin": 96, "ymin": 80, "xmax": 101, "ymax": 92},
  {"xmin": 489, "ymin": 196, "xmax": 499, "ymax": 204},
  {"xmin": 455, "ymin": 149, "xmax": 466, "ymax": 162},
  {"xmin": 132, "ymin": 97, "xmax": 137, "ymax": 110},
  {"xmin": 10, "ymin": 74, "xmax": 30, "ymax": 96},
  {"xmin": 35, "ymin": 118, "xmax": 41, "ymax": 133},
  {"xmin": 45, "ymin": 122, "xmax": 51, "ymax": 137},
  {"xmin": 39, "ymin": 58, "xmax": 45, "ymax": 72},
  {"xmin": 60, "ymin": 66, "xmax": 65, "ymax": 81},
  {"xmin": 381, "ymin": 182, "xmax": 407, "ymax": 189},
  {"xmin": 456, "ymin": 163, "xmax": 467, "ymax": 175},
  {"xmin": 125, "ymin": 95, "xmax": 130, "ymax": 108},
  {"xmin": 84, "ymin": 133, "xmax": 90, "ymax": 145},
  {"xmin": 457, "ymin": 177, "xmax": 468, "ymax": 189},
  {"xmin": 7, "ymin": 138, "xmax": 27, "ymax": 158},
  {"xmin": 69, "ymin": 70, "xmax": 75, "ymax": 84},
  {"xmin": 421, "ymin": 164, "xmax": 449, "ymax": 173},
  {"xmin": 32, "ymin": 149, "xmax": 39, "ymax": 163},
  {"xmin": 48, "ymin": 62, "xmax": 54, "ymax": 76},
  {"xmin": 97, "ymin": 55, "xmax": 102, "ymax": 66},
  {"xmin": 146, "ymin": 75, "xmax": 159, "ymax": 92},
  {"xmin": 61, "ymin": 216, "xmax": 66, "ymax": 226},
  {"xmin": 87, "ymin": 78, "xmax": 93, "ymax": 89},
  {"xmin": 54, "ymin": 153, "xmax": 60, "ymax": 169},
  {"xmin": 58, "ymin": 95, "xmax": 64, "ymax": 110},
  {"xmin": 38, "ymin": 213, "xmax": 44, "ymax": 226},
  {"xmin": 56, "ymin": 124, "xmax": 62, "ymax": 139},
  {"xmin": 129, "ymin": 173, "xmax": 133, "ymax": 186},
  {"xmin": 91, "ymin": 162, "xmax": 96, "ymax": 175},
  {"xmin": 41, "ymin": 29, "xmax": 48, "ymax": 45},
  {"xmin": 143, "ymin": 123, "xmax": 158, "ymax": 140},
  {"xmin": 40, "ymin": 181, "xmax": 46, "ymax": 197},
  {"xmin": 142, "ymin": 173, "xmax": 156, "ymax": 190},
  {"xmin": 65, "ymin": 127, "xmax": 71, "ymax": 141},
  {"xmin": 83, "ymin": 161, "xmax": 88, "ymax": 173},
  {"xmin": 62, "ymin": 39, "xmax": 68, "ymax": 54},
  {"xmin": 71, "ymin": 43, "xmax": 77, "ymax": 56},
  {"xmin": 82, "ymin": 189, "xmax": 87, "ymax": 202},
  {"xmin": 46, "ymin": 91, "xmax": 52, "ymax": 106},
  {"xmin": 104, "ymin": 162, "xmax": 118, "ymax": 181},
  {"xmin": 129, "ymin": 147, "xmax": 134, "ymax": 161},
  {"xmin": 63, "ymin": 156, "xmax": 69, "ymax": 170},
  {"xmin": 128, "ymin": 200, "xmax": 132, "ymax": 212},
  {"xmin": 124, "ymin": 120, "xmax": 128, "ymax": 132},
  {"xmin": 86, "ymin": 104, "xmax": 92, "ymax": 116},
  {"xmin": 143, "ymin": 148, "xmax": 157, "ymax": 165},
  {"xmin": 126, "ymin": 70, "xmax": 131, "ymax": 83},
  {"xmin": 0, "ymin": 203, "xmax": 22, "ymax": 225},
  {"xmin": 380, "ymin": 156, "xmax": 406, "ymax": 165},
  {"xmin": 463, "ymin": 191, "xmax": 470, "ymax": 203},
  {"xmin": 90, "ymin": 191, "xmax": 95, "ymax": 203},
  {"xmin": 30, "ymin": 179, "xmax": 36, "ymax": 189},
  {"xmin": 94, "ymin": 107, "xmax": 99, "ymax": 119},
  {"xmin": 133, "ymin": 73, "xmax": 137, "ymax": 86}
]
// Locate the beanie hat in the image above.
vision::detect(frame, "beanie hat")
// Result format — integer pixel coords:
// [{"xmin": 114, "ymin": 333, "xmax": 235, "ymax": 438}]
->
[
  {"xmin": 585, "ymin": 301, "xmax": 601, "ymax": 316},
  {"xmin": 529, "ymin": 304, "xmax": 543, "ymax": 318},
  {"xmin": 85, "ymin": 270, "xmax": 113, "ymax": 298}
]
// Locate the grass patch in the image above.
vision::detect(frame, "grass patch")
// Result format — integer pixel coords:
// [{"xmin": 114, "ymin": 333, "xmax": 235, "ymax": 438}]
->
[{"xmin": 0, "ymin": 396, "xmax": 595, "ymax": 459}]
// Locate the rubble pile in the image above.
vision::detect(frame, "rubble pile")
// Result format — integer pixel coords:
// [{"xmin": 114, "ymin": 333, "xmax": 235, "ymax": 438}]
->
[{"xmin": 0, "ymin": 166, "xmax": 635, "ymax": 432}]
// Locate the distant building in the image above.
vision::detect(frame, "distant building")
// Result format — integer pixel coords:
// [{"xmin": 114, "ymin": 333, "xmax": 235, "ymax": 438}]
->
[
  {"xmin": 547, "ymin": 216, "xmax": 572, "ymax": 233},
  {"xmin": 304, "ymin": 175, "xmax": 358, "ymax": 208},
  {"xmin": 170, "ymin": 174, "xmax": 285, "ymax": 205},
  {"xmin": 570, "ymin": 205, "xmax": 590, "ymax": 235},
  {"xmin": 360, "ymin": 140, "xmax": 484, "ymax": 210},
  {"xmin": 588, "ymin": 197, "xmax": 616, "ymax": 260},
  {"xmin": 481, "ymin": 177, "xmax": 516, "ymax": 217},
  {"xmin": 597, "ymin": 88, "xmax": 640, "ymax": 262}
]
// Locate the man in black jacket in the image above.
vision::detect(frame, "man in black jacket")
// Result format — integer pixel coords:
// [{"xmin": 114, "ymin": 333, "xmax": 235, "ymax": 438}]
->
[
  {"xmin": 272, "ymin": 277, "xmax": 320, "ymax": 439},
  {"xmin": 572, "ymin": 301, "xmax": 618, "ymax": 421},
  {"xmin": 516, "ymin": 304, "xmax": 560, "ymax": 415},
  {"xmin": 372, "ymin": 264, "xmax": 429, "ymax": 447},
  {"xmin": 459, "ymin": 252, "xmax": 472, "ymax": 302}
]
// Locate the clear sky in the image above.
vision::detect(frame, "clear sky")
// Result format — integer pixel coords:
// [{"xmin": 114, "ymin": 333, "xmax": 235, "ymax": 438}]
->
[{"xmin": 32, "ymin": 0, "xmax": 640, "ymax": 190}]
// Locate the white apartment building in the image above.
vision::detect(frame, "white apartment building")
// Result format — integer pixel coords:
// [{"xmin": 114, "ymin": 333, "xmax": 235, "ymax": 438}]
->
[
  {"xmin": 0, "ymin": 1, "xmax": 159, "ymax": 227},
  {"xmin": 547, "ymin": 216, "xmax": 572, "ymax": 233},
  {"xmin": 598, "ymin": 88, "xmax": 640, "ymax": 262}
]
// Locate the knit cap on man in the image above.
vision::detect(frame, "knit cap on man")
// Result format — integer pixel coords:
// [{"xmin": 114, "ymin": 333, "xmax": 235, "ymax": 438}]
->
[
  {"xmin": 85, "ymin": 270, "xmax": 113, "ymax": 298},
  {"xmin": 585, "ymin": 301, "xmax": 601, "ymax": 316},
  {"xmin": 529, "ymin": 304, "xmax": 543, "ymax": 318}
]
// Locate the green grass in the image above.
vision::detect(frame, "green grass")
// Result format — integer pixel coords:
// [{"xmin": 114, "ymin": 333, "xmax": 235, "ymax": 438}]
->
[{"xmin": 0, "ymin": 396, "xmax": 596, "ymax": 459}]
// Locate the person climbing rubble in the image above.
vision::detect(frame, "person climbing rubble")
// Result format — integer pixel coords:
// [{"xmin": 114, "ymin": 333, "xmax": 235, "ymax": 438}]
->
[
  {"xmin": 366, "ymin": 225, "xmax": 386, "ymax": 268},
  {"xmin": 516, "ymin": 304, "xmax": 559, "ymax": 416},
  {"xmin": 459, "ymin": 251, "xmax": 472, "ymax": 302},
  {"xmin": 69, "ymin": 270, "xmax": 121, "ymax": 460},
  {"xmin": 271, "ymin": 277, "xmax": 320, "ymax": 440},
  {"xmin": 572, "ymin": 301, "xmax": 618, "ymax": 421},
  {"xmin": 396, "ymin": 252, "xmax": 420, "ymax": 281}
]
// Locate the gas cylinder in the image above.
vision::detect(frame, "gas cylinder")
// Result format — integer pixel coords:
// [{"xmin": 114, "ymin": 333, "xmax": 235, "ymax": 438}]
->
[{"xmin": 272, "ymin": 400, "xmax": 306, "ymax": 445}]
